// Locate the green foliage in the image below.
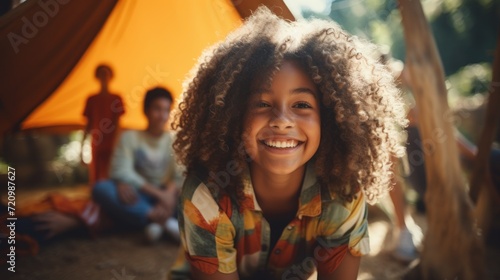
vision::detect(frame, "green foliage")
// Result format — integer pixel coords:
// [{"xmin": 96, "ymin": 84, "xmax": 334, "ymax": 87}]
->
[
  {"xmin": 430, "ymin": 0, "xmax": 499, "ymax": 75},
  {"xmin": 301, "ymin": 0, "xmax": 499, "ymax": 97},
  {"xmin": 448, "ymin": 63, "xmax": 492, "ymax": 98}
]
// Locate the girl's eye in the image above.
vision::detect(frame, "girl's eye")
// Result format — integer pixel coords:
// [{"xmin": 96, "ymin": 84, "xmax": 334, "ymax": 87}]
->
[
  {"xmin": 293, "ymin": 102, "xmax": 312, "ymax": 109},
  {"xmin": 256, "ymin": 101, "xmax": 271, "ymax": 108}
]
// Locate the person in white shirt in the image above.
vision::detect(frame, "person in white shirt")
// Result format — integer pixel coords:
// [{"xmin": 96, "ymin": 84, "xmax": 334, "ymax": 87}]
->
[{"xmin": 92, "ymin": 87, "xmax": 183, "ymax": 242}]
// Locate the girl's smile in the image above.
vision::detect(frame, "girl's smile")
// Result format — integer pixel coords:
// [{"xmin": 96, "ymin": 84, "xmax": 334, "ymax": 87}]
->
[
  {"xmin": 259, "ymin": 137, "xmax": 304, "ymax": 155},
  {"xmin": 261, "ymin": 138, "xmax": 301, "ymax": 149}
]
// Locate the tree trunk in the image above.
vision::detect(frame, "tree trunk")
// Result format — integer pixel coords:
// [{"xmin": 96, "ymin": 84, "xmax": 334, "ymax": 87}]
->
[
  {"xmin": 398, "ymin": 0, "xmax": 484, "ymax": 278},
  {"xmin": 470, "ymin": 31, "xmax": 500, "ymax": 201},
  {"xmin": 469, "ymin": 30, "xmax": 500, "ymax": 202},
  {"xmin": 471, "ymin": 31, "xmax": 500, "ymax": 279}
]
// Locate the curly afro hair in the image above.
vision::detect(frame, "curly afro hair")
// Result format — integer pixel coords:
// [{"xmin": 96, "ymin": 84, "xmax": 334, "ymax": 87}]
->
[{"xmin": 172, "ymin": 7, "xmax": 407, "ymax": 205}]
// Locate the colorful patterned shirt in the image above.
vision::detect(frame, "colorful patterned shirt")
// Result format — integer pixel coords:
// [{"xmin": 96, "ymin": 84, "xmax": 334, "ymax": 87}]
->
[{"xmin": 169, "ymin": 163, "xmax": 370, "ymax": 279}]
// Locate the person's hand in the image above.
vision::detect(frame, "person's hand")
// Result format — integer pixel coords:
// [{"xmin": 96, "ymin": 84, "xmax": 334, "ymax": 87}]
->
[
  {"xmin": 33, "ymin": 211, "xmax": 81, "ymax": 240},
  {"xmin": 148, "ymin": 204, "xmax": 170, "ymax": 224},
  {"xmin": 141, "ymin": 182, "xmax": 178, "ymax": 213},
  {"xmin": 116, "ymin": 182, "xmax": 138, "ymax": 205},
  {"xmin": 157, "ymin": 184, "xmax": 178, "ymax": 214}
]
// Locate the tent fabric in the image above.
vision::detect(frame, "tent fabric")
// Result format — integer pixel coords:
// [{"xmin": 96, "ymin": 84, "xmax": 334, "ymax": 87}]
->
[
  {"xmin": 0, "ymin": 0, "xmax": 293, "ymax": 134},
  {"xmin": 0, "ymin": 0, "xmax": 118, "ymax": 134},
  {"xmin": 21, "ymin": 0, "xmax": 243, "ymax": 132},
  {"xmin": 233, "ymin": 0, "xmax": 294, "ymax": 21}
]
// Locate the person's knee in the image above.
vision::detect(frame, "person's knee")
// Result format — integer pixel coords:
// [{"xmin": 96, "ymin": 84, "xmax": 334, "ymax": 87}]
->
[{"xmin": 92, "ymin": 180, "xmax": 115, "ymax": 202}]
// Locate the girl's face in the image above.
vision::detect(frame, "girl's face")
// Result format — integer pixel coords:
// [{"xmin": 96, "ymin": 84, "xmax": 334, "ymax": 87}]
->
[{"xmin": 243, "ymin": 60, "xmax": 321, "ymax": 176}]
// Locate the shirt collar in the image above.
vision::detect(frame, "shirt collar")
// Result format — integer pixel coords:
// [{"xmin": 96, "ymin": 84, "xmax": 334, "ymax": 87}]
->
[{"xmin": 241, "ymin": 162, "xmax": 322, "ymax": 219}]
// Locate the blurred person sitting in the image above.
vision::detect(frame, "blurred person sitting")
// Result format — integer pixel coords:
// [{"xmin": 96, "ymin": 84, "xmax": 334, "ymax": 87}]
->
[{"xmin": 92, "ymin": 87, "xmax": 183, "ymax": 242}]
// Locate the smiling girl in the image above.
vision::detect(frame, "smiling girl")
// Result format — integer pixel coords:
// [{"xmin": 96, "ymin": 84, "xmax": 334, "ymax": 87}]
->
[{"xmin": 169, "ymin": 7, "xmax": 406, "ymax": 280}]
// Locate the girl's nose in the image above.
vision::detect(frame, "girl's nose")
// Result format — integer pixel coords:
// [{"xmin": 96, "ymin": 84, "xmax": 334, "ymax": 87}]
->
[{"xmin": 269, "ymin": 107, "xmax": 294, "ymax": 130}]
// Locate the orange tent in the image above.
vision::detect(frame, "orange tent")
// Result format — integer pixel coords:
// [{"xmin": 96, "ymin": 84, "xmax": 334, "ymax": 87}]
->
[{"xmin": 0, "ymin": 0, "xmax": 293, "ymax": 134}]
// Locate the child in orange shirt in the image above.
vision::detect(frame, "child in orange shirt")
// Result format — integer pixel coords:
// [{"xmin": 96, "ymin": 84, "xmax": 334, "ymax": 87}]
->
[{"xmin": 81, "ymin": 64, "xmax": 125, "ymax": 187}]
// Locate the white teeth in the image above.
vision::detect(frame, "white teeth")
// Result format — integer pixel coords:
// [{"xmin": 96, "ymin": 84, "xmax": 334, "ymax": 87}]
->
[{"xmin": 264, "ymin": 140, "xmax": 298, "ymax": 148}]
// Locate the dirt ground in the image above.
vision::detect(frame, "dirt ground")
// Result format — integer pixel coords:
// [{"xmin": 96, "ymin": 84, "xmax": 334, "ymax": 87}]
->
[{"xmin": 0, "ymin": 186, "xmax": 424, "ymax": 280}]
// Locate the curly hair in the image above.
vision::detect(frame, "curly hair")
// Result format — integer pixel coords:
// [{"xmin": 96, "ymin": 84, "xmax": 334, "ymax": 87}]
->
[{"xmin": 172, "ymin": 7, "xmax": 407, "ymax": 205}]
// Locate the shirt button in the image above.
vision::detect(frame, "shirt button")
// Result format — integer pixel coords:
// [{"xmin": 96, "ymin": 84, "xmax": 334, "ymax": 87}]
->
[
  {"xmin": 275, "ymin": 249, "xmax": 281, "ymax": 254},
  {"xmin": 287, "ymin": 225, "xmax": 294, "ymax": 230}
]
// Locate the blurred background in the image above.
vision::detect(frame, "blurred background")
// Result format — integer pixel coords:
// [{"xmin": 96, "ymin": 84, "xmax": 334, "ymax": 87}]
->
[
  {"xmin": 0, "ymin": 0, "xmax": 499, "ymax": 279},
  {"xmin": 2, "ymin": 0, "xmax": 498, "ymax": 188}
]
